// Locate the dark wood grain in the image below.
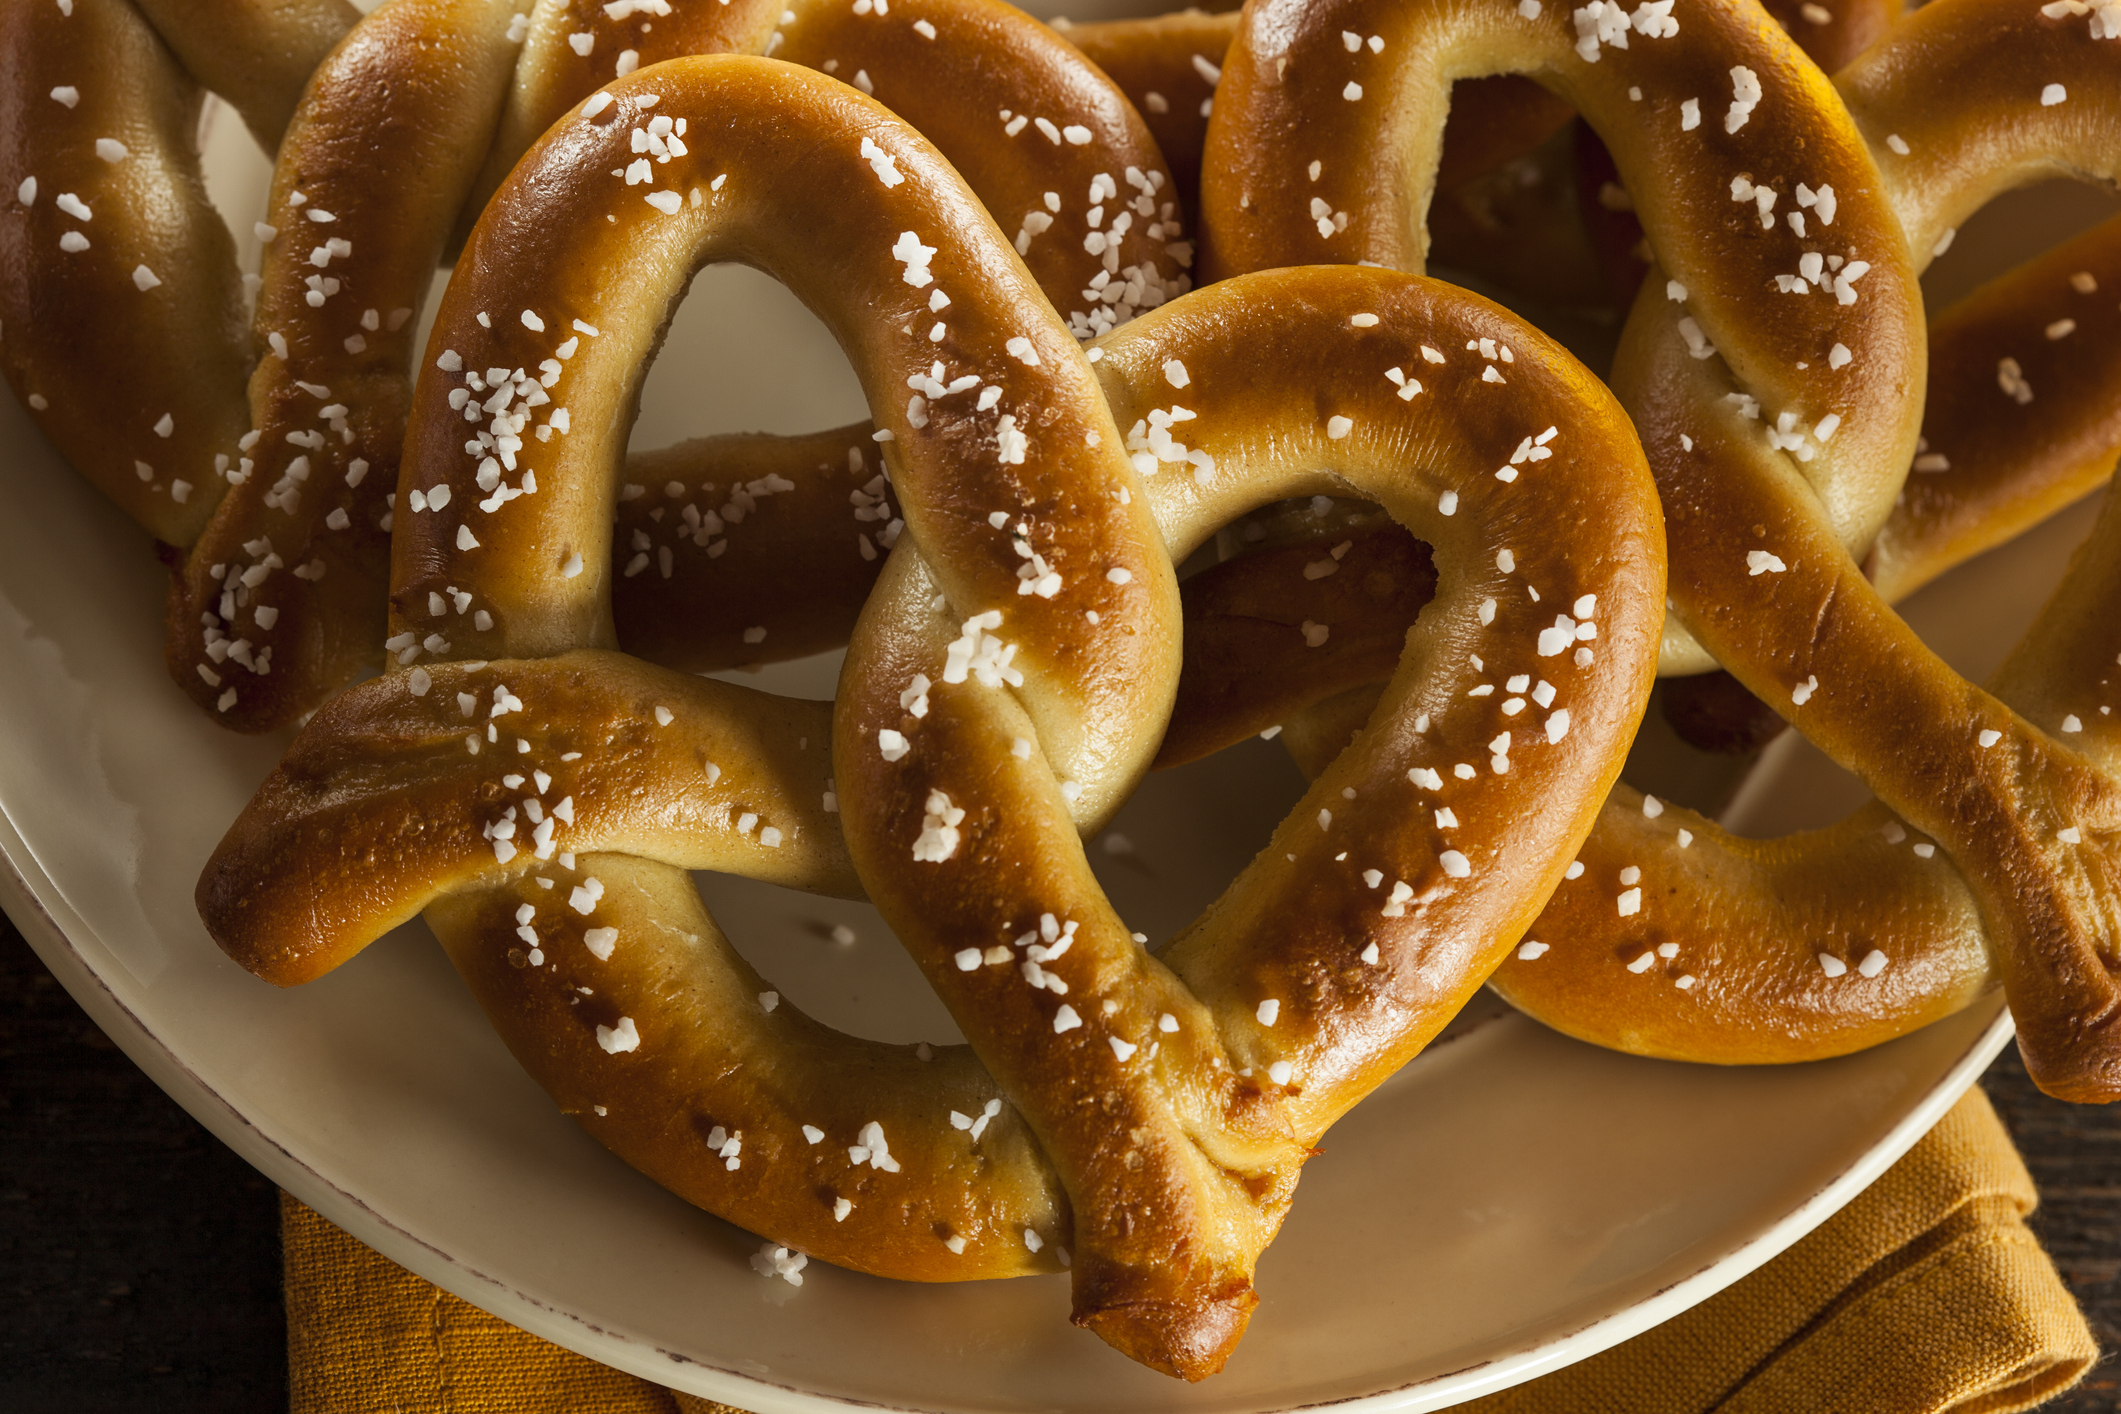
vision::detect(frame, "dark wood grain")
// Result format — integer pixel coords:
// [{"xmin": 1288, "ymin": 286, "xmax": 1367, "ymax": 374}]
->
[
  {"xmin": 1, "ymin": 912, "xmax": 284, "ymax": 1413},
  {"xmin": 2, "ymin": 908, "xmax": 2114, "ymax": 1409}
]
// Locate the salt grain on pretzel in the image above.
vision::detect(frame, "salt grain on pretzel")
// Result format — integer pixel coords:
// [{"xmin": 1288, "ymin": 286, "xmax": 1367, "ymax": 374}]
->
[{"xmin": 199, "ymin": 57, "xmax": 1663, "ymax": 1379}]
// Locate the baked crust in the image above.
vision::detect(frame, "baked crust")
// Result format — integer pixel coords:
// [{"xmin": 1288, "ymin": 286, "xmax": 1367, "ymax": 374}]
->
[{"xmin": 201, "ymin": 57, "xmax": 1665, "ymax": 1377}]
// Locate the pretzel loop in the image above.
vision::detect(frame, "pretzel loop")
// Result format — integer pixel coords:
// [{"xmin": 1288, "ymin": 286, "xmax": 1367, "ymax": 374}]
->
[{"xmin": 1202, "ymin": 0, "xmax": 1924, "ymax": 611}]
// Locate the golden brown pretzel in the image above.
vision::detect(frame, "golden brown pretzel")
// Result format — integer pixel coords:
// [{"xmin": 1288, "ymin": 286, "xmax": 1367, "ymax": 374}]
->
[
  {"xmin": 0, "ymin": 0, "xmax": 356, "ymax": 549},
  {"xmin": 1868, "ymin": 213, "xmax": 2121, "ymax": 603},
  {"xmin": 199, "ymin": 55, "xmax": 1667, "ymax": 1377},
  {"xmin": 1062, "ymin": 9, "xmax": 1578, "ymax": 225},
  {"xmin": 1061, "ymin": 0, "xmax": 1893, "ymax": 291},
  {"xmin": 200, "ymin": 0, "xmax": 1192, "ymax": 728},
  {"xmin": 6, "ymin": 0, "xmax": 1190, "ymax": 729},
  {"xmin": 1198, "ymin": 0, "xmax": 2121, "ymax": 1098}
]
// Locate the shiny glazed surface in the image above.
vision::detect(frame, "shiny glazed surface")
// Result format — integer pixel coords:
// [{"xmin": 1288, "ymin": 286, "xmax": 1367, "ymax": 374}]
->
[{"xmin": 0, "ymin": 51, "xmax": 2057, "ymax": 1405}]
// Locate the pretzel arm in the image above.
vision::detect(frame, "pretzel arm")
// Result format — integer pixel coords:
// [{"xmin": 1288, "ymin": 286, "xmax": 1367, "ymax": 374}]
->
[
  {"xmin": 1486, "ymin": 791, "xmax": 1995, "ymax": 1059},
  {"xmin": 834, "ymin": 265, "xmax": 1661, "ymax": 1374},
  {"xmin": 200, "ymin": 650, "xmax": 852, "ymax": 986},
  {"xmin": 472, "ymin": 0, "xmax": 782, "ymax": 216},
  {"xmin": 170, "ymin": 0, "xmax": 533, "ymax": 730},
  {"xmin": 775, "ymin": 0, "xmax": 1193, "ymax": 335},
  {"xmin": 1837, "ymin": 0, "xmax": 2121, "ymax": 265},
  {"xmin": 1495, "ymin": 459, "xmax": 2121, "ymax": 1066},
  {"xmin": 1203, "ymin": 0, "xmax": 1926, "ymax": 688},
  {"xmin": 1, "ymin": 0, "xmax": 254, "ymax": 546},
  {"xmin": 429, "ymin": 853, "xmax": 1072, "ymax": 1283},
  {"xmin": 1758, "ymin": 0, "xmax": 1903, "ymax": 71},
  {"xmin": 610, "ymin": 424, "xmax": 888, "ymax": 672},
  {"xmin": 1157, "ymin": 528, "xmax": 1435, "ymax": 768},
  {"xmin": 1064, "ymin": 11, "xmax": 1573, "ymax": 218},
  {"xmin": 1838, "ymin": 0, "xmax": 2121, "ymax": 621},
  {"xmin": 210, "ymin": 678, "xmax": 1082, "ymax": 1278},
  {"xmin": 1062, "ymin": 9, "xmax": 1236, "ymax": 216}
]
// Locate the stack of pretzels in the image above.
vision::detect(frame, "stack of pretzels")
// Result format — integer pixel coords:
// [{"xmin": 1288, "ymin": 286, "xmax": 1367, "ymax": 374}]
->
[{"xmin": 5, "ymin": 0, "xmax": 2118, "ymax": 1381}]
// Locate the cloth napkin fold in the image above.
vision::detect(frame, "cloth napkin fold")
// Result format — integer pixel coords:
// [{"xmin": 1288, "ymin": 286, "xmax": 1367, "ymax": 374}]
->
[{"xmin": 283, "ymin": 1087, "xmax": 2095, "ymax": 1414}]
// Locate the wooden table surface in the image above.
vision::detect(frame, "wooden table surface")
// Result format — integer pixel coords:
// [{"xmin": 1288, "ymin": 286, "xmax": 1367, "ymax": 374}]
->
[{"xmin": 3, "ymin": 910, "xmax": 2115, "ymax": 1412}]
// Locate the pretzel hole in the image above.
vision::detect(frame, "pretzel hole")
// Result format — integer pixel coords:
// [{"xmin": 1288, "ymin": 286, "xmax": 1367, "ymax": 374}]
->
[
  {"xmin": 606, "ymin": 266, "xmax": 884, "ymax": 673},
  {"xmin": 1429, "ymin": 122, "xmax": 1627, "ymax": 375},
  {"xmin": 1920, "ymin": 179, "xmax": 2120, "ymax": 311},
  {"xmin": 196, "ymin": 98, "xmax": 273, "ymax": 303},
  {"xmin": 629, "ymin": 265, "xmax": 864, "ymax": 451}
]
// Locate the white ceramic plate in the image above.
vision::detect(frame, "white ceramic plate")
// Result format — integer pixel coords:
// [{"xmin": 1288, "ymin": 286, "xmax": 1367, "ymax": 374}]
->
[{"xmin": 12, "ymin": 35, "xmax": 2108, "ymax": 1414}]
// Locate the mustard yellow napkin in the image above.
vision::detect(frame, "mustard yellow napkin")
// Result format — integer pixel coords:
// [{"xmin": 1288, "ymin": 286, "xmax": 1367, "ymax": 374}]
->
[{"xmin": 283, "ymin": 1088, "xmax": 2095, "ymax": 1414}]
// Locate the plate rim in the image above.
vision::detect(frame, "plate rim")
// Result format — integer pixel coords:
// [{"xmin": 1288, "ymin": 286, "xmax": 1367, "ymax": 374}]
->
[{"xmin": 0, "ymin": 785, "xmax": 2014, "ymax": 1413}]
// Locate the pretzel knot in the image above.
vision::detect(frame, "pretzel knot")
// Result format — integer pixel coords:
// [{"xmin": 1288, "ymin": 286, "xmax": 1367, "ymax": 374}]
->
[
  {"xmin": 1197, "ymin": 0, "xmax": 2121, "ymax": 1101},
  {"xmin": 200, "ymin": 55, "xmax": 1664, "ymax": 1377}
]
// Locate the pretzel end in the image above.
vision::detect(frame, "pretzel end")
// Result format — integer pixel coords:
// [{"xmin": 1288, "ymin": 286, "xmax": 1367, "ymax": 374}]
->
[
  {"xmin": 1071, "ymin": 1274, "xmax": 1258, "ymax": 1380},
  {"xmin": 196, "ymin": 801, "xmax": 377, "ymax": 989},
  {"xmin": 2016, "ymin": 1029, "xmax": 2121, "ymax": 1106}
]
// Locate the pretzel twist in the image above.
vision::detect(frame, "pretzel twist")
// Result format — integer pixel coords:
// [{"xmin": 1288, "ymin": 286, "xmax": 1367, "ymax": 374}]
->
[{"xmin": 200, "ymin": 55, "xmax": 1665, "ymax": 1377}]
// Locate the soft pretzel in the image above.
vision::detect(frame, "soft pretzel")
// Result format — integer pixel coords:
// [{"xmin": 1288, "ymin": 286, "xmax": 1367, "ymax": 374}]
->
[
  {"xmin": 1199, "ymin": 0, "xmax": 2121, "ymax": 1098},
  {"xmin": 199, "ymin": 55, "xmax": 1666, "ymax": 1377},
  {"xmin": 6, "ymin": 0, "xmax": 1191, "ymax": 727},
  {"xmin": 1063, "ymin": 9, "xmax": 1577, "ymax": 224},
  {"xmin": 1868, "ymin": 212, "xmax": 2121, "ymax": 603},
  {"xmin": 0, "ymin": 0, "xmax": 355, "ymax": 549},
  {"xmin": 1483, "ymin": 0, "xmax": 2121, "ymax": 1080}
]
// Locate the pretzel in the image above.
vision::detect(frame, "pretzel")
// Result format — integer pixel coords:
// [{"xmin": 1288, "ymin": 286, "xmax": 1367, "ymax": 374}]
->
[
  {"xmin": 5, "ymin": 0, "xmax": 1191, "ymax": 728},
  {"xmin": 1870, "ymin": 217, "xmax": 2121, "ymax": 600},
  {"xmin": 1183, "ymin": 201, "xmax": 2121, "ymax": 758},
  {"xmin": 0, "ymin": 0, "xmax": 356, "ymax": 550},
  {"xmin": 1198, "ymin": 0, "xmax": 2121, "ymax": 1098},
  {"xmin": 198, "ymin": 55, "xmax": 1666, "ymax": 1377},
  {"xmin": 1063, "ymin": 10, "xmax": 1576, "ymax": 224}
]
